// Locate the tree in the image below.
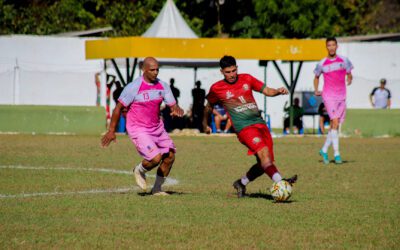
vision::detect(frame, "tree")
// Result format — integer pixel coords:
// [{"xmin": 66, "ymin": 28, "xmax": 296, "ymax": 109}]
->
[{"xmin": 0, "ymin": 0, "xmax": 398, "ymax": 38}]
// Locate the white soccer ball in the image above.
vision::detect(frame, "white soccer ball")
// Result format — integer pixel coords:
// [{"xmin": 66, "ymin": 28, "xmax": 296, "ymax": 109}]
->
[{"xmin": 270, "ymin": 180, "xmax": 292, "ymax": 202}]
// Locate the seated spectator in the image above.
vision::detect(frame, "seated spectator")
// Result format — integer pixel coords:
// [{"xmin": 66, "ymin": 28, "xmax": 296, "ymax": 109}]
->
[
  {"xmin": 283, "ymin": 97, "xmax": 304, "ymax": 134},
  {"xmin": 318, "ymin": 102, "xmax": 330, "ymax": 134},
  {"xmin": 213, "ymin": 104, "xmax": 232, "ymax": 133},
  {"xmin": 183, "ymin": 105, "xmax": 193, "ymax": 129}
]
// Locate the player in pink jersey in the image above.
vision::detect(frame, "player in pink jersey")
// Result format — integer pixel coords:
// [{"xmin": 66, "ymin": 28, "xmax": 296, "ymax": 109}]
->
[
  {"xmin": 101, "ymin": 57, "xmax": 184, "ymax": 195},
  {"xmin": 314, "ymin": 37, "xmax": 353, "ymax": 164}
]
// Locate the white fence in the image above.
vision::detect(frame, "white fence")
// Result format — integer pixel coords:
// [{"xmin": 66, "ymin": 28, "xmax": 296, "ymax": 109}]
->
[{"xmin": 0, "ymin": 35, "xmax": 399, "ymax": 128}]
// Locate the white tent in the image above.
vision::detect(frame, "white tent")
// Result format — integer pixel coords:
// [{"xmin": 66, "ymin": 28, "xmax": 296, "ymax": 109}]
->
[
  {"xmin": 142, "ymin": 0, "xmax": 198, "ymax": 38},
  {"xmin": 140, "ymin": 0, "xmax": 218, "ymax": 72}
]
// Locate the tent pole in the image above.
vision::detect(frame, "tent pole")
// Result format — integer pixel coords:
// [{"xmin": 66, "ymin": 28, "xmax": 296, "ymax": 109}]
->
[
  {"xmin": 129, "ymin": 58, "xmax": 138, "ymax": 82},
  {"xmin": 194, "ymin": 67, "xmax": 198, "ymax": 85},
  {"xmin": 289, "ymin": 62, "xmax": 294, "ymax": 134},
  {"xmin": 111, "ymin": 59, "xmax": 127, "ymax": 86},
  {"xmin": 263, "ymin": 62, "xmax": 269, "ymax": 120},
  {"xmin": 126, "ymin": 58, "xmax": 130, "ymax": 84}
]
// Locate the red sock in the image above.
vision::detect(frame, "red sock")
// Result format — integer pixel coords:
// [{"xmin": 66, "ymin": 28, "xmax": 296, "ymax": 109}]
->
[{"xmin": 262, "ymin": 163, "xmax": 279, "ymax": 179}]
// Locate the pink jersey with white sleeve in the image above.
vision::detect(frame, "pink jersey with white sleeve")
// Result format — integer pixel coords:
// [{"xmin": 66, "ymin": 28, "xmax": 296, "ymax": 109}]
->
[
  {"xmin": 118, "ymin": 77, "xmax": 176, "ymax": 132},
  {"xmin": 314, "ymin": 55, "xmax": 353, "ymax": 101}
]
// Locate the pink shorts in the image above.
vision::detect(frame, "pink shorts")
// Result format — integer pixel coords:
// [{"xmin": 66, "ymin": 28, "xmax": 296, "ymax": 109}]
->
[
  {"xmin": 127, "ymin": 125, "xmax": 176, "ymax": 161},
  {"xmin": 323, "ymin": 99, "xmax": 346, "ymax": 124}
]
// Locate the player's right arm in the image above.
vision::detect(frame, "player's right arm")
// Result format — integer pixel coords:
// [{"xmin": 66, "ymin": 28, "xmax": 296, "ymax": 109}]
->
[
  {"xmin": 314, "ymin": 76, "xmax": 321, "ymax": 96},
  {"xmin": 313, "ymin": 60, "xmax": 323, "ymax": 96},
  {"xmin": 101, "ymin": 102, "xmax": 124, "ymax": 147}
]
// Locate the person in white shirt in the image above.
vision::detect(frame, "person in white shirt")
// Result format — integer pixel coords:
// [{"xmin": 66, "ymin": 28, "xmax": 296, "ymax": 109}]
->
[{"xmin": 370, "ymin": 78, "xmax": 391, "ymax": 109}]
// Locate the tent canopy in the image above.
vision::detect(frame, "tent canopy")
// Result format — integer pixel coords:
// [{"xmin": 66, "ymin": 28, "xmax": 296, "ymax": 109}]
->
[
  {"xmin": 142, "ymin": 0, "xmax": 198, "ymax": 39},
  {"xmin": 86, "ymin": 37, "xmax": 326, "ymax": 61},
  {"xmin": 142, "ymin": 0, "xmax": 217, "ymax": 68}
]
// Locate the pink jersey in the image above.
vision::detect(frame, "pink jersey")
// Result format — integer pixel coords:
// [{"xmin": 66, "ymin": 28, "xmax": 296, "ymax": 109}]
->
[
  {"xmin": 118, "ymin": 77, "xmax": 176, "ymax": 132},
  {"xmin": 314, "ymin": 55, "xmax": 353, "ymax": 101}
]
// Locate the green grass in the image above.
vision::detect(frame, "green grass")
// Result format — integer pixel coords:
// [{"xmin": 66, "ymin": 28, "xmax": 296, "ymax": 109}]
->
[
  {"xmin": 0, "ymin": 135, "xmax": 399, "ymax": 249},
  {"xmin": 342, "ymin": 109, "xmax": 400, "ymax": 137},
  {"xmin": 0, "ymin": 105, "xmax": 106, "ymax": 135}
]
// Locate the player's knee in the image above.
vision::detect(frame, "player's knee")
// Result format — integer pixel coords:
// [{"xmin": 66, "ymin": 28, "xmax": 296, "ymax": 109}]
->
[
  {"xmin": 331, "ymin": 120, "xmax": 339, "ymax": 129},
  {"xmin": 256, "ymin": 147, "xmax": 272, "ymax": 167},
  {"xmin": 150, "ymin": 154, "xmax": 163, "ymax": 166},
  {"xmin": 163, "ymin": 151, "xmax": 175, "ymax": 164}
]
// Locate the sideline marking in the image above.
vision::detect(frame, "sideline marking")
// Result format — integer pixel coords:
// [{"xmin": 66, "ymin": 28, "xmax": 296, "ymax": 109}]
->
[{"xmin": 0, "ymin": 165, "xmax": 179, "ymax": 199}]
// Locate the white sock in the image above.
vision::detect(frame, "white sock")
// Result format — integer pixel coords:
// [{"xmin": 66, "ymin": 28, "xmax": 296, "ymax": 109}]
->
[
  {"xmin": 137, "ymin": 163, "xmax": 148, "ymax": 173},
  {"xmin": 322, "ymin": 130, "xmax": 332, "ymax": 153},
  {"xmin": 153, "ymin": 174, "xmax": 166, "ymax": 192},
  {"xmin": 331, "ymin": 129, "xmax": 340, "ymax": 156},
  {"xmin": 241, "ymin": 176, "xmax": 250, "ymax": 186},
  {"xmin": 272, "ymin": 173, "xmax": 282, "ymax": 183}
]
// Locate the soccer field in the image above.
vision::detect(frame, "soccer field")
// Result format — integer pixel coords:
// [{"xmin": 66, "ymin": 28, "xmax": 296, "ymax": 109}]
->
[{"xmin": 0, "ymin": 134, "xmax": 399, "ymax": 249}]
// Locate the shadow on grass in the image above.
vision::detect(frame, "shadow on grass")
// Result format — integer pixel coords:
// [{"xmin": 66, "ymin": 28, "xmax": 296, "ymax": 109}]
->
[
  {"xmin": 247, "ymin": 192, "xmax": 274, "ymax": 200},
  {"xmin": 247, "ymin": 192, "xmax": 295, "ymax": 203},
  {"xmin": 318, "ymin": 160, "xmax": 353, "ymax": 164},
  {"xmin": 137, "ymin": 191, "xmax": 186, "ymax": 196}
]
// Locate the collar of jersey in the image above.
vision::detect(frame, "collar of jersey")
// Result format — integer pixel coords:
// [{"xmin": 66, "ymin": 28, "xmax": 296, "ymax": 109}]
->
[
  {"xmin": 223, "ymin": 76, "xmax": 239, "ymax": 85},
  {"xmin": 141, "ymin": 76, "xmax": 159, "ymax": 85}
]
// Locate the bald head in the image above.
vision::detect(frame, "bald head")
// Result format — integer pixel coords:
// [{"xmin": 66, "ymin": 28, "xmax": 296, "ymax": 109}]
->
[
  {"xmin": 143, "ymin": 57, "xmax": 158, "ymax": 68},
  {"xmin": 142, "ymin": 57, "xmax": 159, "ymax": 83}
]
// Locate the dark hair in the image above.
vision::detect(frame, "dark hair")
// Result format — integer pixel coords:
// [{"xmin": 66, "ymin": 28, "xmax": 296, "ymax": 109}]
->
[
  {"xmin": 219, "ymin": 55, "xmax": 236, "ymax": 69},
  {"xmin": 326, "ymin": 37, "xmax": 337, "ymax": 44}
]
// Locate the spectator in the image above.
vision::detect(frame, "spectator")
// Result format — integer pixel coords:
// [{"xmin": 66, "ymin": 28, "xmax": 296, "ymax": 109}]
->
[
  {"xmin": 213, "ymin": 104, "xmax": 232, "ymax": 133},
  {"xmin": 318, "ymin": 102, "xmax": 330, "ymax": 134},
  {"xmin": 170, "ymin": 78, "xmax": 181, "ymax": 104},
  {"xmin": 183, "ymin": 105, "xmax": 193, "ymax": 129},
  {"xmin": 192, "ymin": 80, "xmax": 206, "ymax": 132},
  {"xmin": 283, "ymin": 97, "xmax": 304, "ymax": 134},
  {"xmin": 111, "ymin": 81, "xmax": 127, "ymax": 132},
  {"xmin": 169, "ymin": 78, "xmax": 184, "ymax": 130},
  {"xmin": 370, "ymin": 78, "xmax": 391, "ymax": 109}
]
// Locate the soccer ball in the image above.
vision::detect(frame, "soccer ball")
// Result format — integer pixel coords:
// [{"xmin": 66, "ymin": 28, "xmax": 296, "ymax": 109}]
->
[{"xmin": 270, "ymin": 180, "xmax": 292, "ymax": 202}]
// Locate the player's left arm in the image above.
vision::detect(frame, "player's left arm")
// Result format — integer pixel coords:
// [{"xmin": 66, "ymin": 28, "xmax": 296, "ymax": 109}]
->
[
  {"xmin": 162, "ymin": 81, "xmax": 184, "ymax": 117},
  {"xmin": 262, "ymin": 86, "xmax": 288, "ymax": 97},
  {"xmin": 170, "ymin": 104, "xmax": 184, "ymax": 117},
  {"xmin": 345, "ymin": 57, "xmax": 354, "ymax": 86},
  {"xmin": 346, "ymin": 73, "xmax": 353, "ymax": 86},
  {"xmin": 248, "ymin": 75, "xmax": 288, "ymax": 97}
]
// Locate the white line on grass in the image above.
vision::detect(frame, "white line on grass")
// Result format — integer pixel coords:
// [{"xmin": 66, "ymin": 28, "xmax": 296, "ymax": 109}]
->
[
  {"xmin": 0, "ymin": 165, "xmax": 179, "ymax": 199},
  {"xmin": 0, "ymin": 187, "xmax": 137, "ymax": 198}
]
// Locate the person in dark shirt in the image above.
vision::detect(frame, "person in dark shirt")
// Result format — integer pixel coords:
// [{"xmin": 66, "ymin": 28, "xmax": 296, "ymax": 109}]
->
[
  {"xmin": 283, "ymin": 97, "xmax": 304, "ymax": 134},
  {"xmin": 192, "ymin": 80, "xmax": 206, "ymax": 132},
  {"xmin": 169, "ymin": 78, "xmax": 181, "ymax": 104},
  {"xmin": 318, "ymin": 102, "xmax": 330, "ymax": 134}
]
